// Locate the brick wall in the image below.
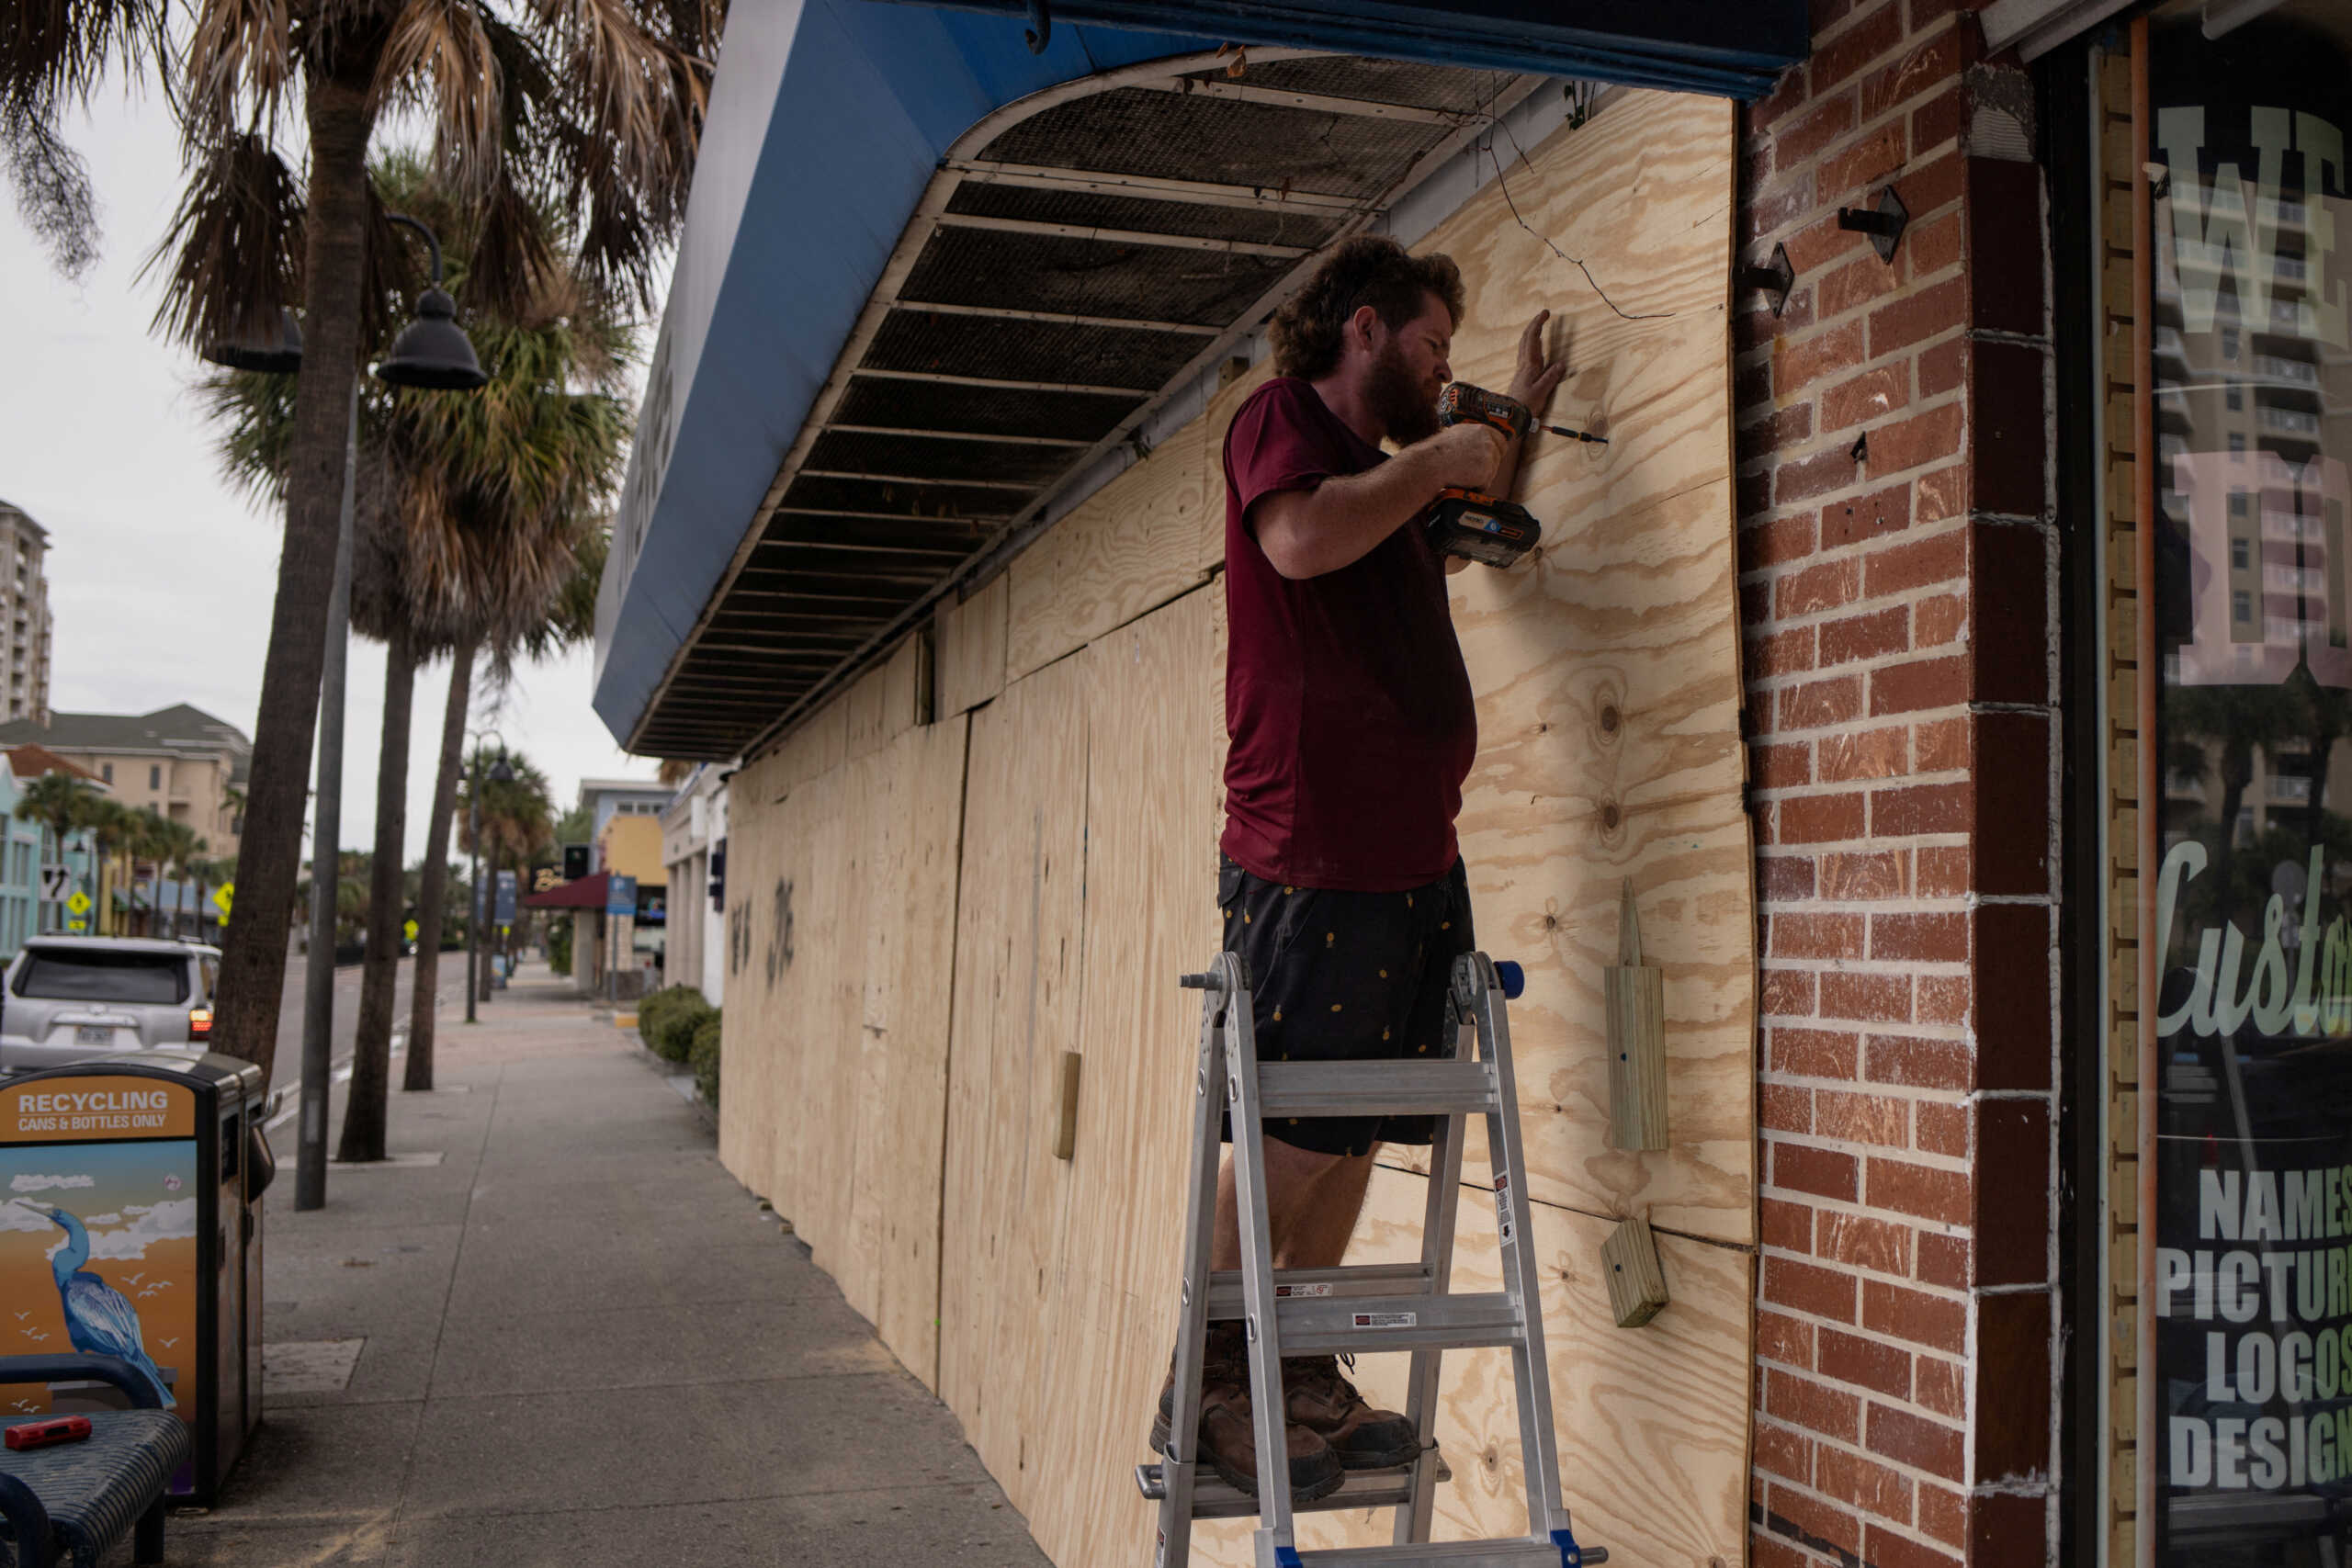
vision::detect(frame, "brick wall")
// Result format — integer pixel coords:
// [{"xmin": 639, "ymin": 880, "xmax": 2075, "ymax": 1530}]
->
[{"xmin": 1736, "ymin": 2, "xmax": 2062, "ymax": 1564}]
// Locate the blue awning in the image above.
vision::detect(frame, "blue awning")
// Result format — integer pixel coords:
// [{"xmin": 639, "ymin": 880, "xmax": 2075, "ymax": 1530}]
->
[
  {"xmin": 593, "ymin": 1, "xmax": 1804, "ymax": 756},
  {"xmin": 593, "ymin": 6, "xmax": 1212, "ymax": 750}
]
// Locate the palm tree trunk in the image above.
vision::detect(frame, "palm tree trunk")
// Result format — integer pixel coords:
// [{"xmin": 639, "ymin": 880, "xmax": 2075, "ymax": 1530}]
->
[
  {"xmin": 404, "ymin": 641, "xmax": 472, "ymax": 1091},
  {"xmin": 339, "ymin": 625, "xmax": 414, "ymax": 1164},
  {"xmin": 210, "ymin": 66, "xmax": 380, "ymax": 1083}
]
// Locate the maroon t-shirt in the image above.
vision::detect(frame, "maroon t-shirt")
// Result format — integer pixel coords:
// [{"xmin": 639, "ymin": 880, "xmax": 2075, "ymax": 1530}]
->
[{"xmin": 1220, "ymin": 377, "xmax": 1476, "ymax": 891}]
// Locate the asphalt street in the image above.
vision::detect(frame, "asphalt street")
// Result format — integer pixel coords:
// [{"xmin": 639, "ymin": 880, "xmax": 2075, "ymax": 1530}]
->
[{"xmin": 261, "ymin": 949, "xmax": 448, "ymax": 1132}]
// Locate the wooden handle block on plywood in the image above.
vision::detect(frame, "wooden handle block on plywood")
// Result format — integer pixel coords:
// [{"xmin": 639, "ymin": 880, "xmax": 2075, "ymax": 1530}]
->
[
  {"xmin": 1601, "ymin": 1214, "xmax": 1670, "ymax": 1327},
  {"xmin": 1606, "ymin": 878, "xmax": 1668, "ymax": 1152},
  {"xmin": 1053, "ymin": 1050, "xmax": 1081, "ymax": 1160}
]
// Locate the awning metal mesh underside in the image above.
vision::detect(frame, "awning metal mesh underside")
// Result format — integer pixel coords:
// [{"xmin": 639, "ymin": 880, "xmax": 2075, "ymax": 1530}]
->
[{"xmin": 634, "ymin": 55, "xmax": 1532, "ymax": 760}]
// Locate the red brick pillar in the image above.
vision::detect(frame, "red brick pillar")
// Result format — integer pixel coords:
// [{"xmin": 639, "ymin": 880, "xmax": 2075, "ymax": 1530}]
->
[{"xmin": 1736, "ymin": 4, "xmax": 2061, "ymax": 1564}]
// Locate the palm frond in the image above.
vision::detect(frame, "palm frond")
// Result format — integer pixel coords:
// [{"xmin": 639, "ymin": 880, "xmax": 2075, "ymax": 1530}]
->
[
  {"xmin": 1, "ymin": 0, "xmax": 170, "ymax": 118},
  {"xmin": 179, "ymin": 0, "xmax": 295, "ymax": 143},
  {"xmin": 194, "ymin": 364, "xmax": 300, "ymax": 505},
  {"xmin": 1, "ymin": 98, "xmax": 99, "ymax": 279},
  {"xmin": 372, "ymin": 0, "xmax": 502, "ymax": 195},
  {"xmin": 142, "ymin": 131, "xmax": 305, "ymax": 353}
]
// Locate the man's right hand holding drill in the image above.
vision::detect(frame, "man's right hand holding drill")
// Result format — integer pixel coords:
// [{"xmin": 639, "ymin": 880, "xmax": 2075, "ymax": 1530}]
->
[{"xmin": 1253, "ymin": 419, "xmax": 1506, "ymax": 580}]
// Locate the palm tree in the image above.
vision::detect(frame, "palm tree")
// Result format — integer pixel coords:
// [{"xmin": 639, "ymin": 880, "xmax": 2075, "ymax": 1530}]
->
[
  {"xmin": 75, "ymin": 798, "xmax": 133, "ymax": 938},
  {"xmin": 203, "ymin": 154, "xmax": 631, "ymax": 1149},
  {"xmin": 9, "ymin": 2, "xmax": 720, "ymax": 1083},
  {"xmin": 458, "ymin": 748, "xmax": 556, "ymax": 981},
  {"xmin": 14, "ymin": 772, "xmax": 98, "ymax": 933},
  {"xmin": 158, "ymin": 820, "xmax": 207, "ymax": 939}
]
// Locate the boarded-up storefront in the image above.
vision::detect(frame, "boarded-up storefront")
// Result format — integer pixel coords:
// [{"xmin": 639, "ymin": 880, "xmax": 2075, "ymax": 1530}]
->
[{"xmin": 715, "ymin": 85, "xmax": 1754, "ymax": 1567}]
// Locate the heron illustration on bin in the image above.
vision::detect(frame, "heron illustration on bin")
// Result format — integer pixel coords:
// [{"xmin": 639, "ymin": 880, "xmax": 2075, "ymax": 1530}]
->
[{"xmin": 18, "ymin": 1201, "xmax": 175, "ymax": 1409}]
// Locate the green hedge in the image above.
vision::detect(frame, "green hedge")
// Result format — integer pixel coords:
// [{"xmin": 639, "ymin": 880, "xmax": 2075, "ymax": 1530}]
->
[
  {"xmin": 690, "ymin": 1010, "xmax": 721, "ymax": 1110},
  {"xmin": 638, "ymin": 985, "xmax": 709, "ymax": 1063}
]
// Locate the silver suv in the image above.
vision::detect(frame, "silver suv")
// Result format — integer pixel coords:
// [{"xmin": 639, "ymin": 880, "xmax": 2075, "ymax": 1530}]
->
[{"xmin": 0, "ymin": 937, "xmax": 220, "ymax": 1075}]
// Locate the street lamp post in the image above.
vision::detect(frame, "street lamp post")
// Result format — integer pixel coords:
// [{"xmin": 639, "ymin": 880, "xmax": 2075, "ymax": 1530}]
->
[
  {"xmin": 463, "ymin": 734, "xmax": 513, "ymax": 1027},
  {"xmin": 205, "ymin": 215, "xmax": 486, "ymax": 1213}
]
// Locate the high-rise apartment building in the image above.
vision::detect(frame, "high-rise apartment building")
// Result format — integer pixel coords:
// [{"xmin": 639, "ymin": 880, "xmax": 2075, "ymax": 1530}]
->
[{"xmin": 0, "ymin": 503, "xmax": 53, "ymax": 726}]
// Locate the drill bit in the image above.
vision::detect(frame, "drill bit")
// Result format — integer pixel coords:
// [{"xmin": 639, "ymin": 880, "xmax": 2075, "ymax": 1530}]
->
[{"xmin": 1542, "ymin": 423, "xmax": 1609, "ymax": 446}]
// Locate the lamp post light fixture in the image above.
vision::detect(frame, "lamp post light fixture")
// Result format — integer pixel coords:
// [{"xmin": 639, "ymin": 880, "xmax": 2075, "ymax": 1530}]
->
[
  {"xmin": 465, "ymin": 734, "xmax": 515, "ymax": 1027},
  {"xmin": 204, "ymin": 214, "xmax": 485, "ymax": 1213}
]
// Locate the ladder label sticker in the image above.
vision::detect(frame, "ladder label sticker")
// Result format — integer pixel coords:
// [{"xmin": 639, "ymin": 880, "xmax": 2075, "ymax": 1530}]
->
[
  {"xmin": 1274, "ymin": 1282, "xmax": 1333, "ymax": 1298},
  {"xmin": 1352, "ymin": 1311, "xmax": 1418, "ymax": 1329}
]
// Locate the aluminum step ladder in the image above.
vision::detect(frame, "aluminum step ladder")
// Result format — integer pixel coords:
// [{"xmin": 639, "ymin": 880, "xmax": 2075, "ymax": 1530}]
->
[{"xmin": 1136, "ymin": 950, "xmax": 1604, "ymax": 1568}]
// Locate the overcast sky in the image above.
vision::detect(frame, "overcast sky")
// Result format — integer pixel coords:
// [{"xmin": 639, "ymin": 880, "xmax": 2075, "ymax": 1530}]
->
[{"xmin": 0, "ymin": 83, "xmax": 661, "ymax": 863}]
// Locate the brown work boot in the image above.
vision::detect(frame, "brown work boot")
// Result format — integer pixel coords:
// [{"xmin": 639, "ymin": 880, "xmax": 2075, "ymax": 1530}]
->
[
  {"xmin": 1283, "ymin": 1353, "xmax": 1419, "ymax": 1470},
  {"xmin": 1151, "ymin": 1323, "xmax": 1344, "ymax": 1502}
]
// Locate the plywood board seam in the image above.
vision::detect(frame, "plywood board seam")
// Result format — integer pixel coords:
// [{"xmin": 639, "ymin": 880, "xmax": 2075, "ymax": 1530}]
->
[
  {"xmin": 927, "ymin": 720, "xmax": 979, "ymax": 1394},
  {"xmin": 1374, "ymin": 1158, "xmax": 1763, "ymax": 1256}
]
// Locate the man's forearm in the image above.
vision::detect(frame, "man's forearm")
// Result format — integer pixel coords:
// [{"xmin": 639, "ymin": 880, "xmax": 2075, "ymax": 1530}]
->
[{"xmin": 1257, "ymin": 426, "xmax": 1498, "ymax": 579}]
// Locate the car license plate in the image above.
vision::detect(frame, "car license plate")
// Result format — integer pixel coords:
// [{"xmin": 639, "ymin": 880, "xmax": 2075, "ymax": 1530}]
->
[{"xmin": 74, "ymin": 1025, "xmax": 114, "ymax": 1045}]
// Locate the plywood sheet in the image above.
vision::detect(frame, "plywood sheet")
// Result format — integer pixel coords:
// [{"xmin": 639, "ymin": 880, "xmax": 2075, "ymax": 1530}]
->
[
  {"xmin": 844, "ymin": 648, "xmax": 920, "ymax": 762},
  {"xmin": 715, "ymin": 745, "xmax": 792, "ymax": 1203},
  {"xmin": 1006, "ymin": 419, "xmax": 1214, "ymax": 682},
  {"xmin": 1273, "ymin": 1167, "xmax": 1754, "ymax": 1567},
  {"xmin": 1022, "ymin": 587, "xmax": 1227, "ymax": 1568},
  {"xmin": 938, "ymin": 572, "xmax": 1009, "ymax": 717},
  {"xmin": 937, "ymin": 655, "xmax": 1091, "ymax": 1512},
  {"xmin": 1390, "ymin": 89, "xmax": 1753, "ymax": 1242},
  {"xmin": 870, "ymin": 715, "xmax": 970, "ymax": 1386},
  {"xmin": 770, "ymin": 701, "xmax": 847, "ymax": 795}
]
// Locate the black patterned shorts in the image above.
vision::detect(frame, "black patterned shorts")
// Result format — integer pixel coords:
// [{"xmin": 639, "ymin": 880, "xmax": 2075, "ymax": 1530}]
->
[{"xmin": 1216, "ymin": 853, "xmax": 1475, "ymax": 1157}]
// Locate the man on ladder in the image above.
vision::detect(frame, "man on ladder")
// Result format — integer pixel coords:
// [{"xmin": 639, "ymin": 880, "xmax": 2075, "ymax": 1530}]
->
[{"xmin": 1148, "ymin": 233, "xmax": 1566, "ymax": 1504}]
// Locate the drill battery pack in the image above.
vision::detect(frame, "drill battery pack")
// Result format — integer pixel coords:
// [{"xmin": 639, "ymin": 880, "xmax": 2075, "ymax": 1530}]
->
[{"xmin": 1422, "ymin": 488, "xmax": 1541, "ymax": 569}]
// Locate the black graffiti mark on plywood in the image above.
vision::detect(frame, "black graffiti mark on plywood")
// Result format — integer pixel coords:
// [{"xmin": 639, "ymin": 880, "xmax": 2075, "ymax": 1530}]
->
[
  {"xmin": 728, "ymin": 901, "xmax": 752, "ymax": 978},
  {"xmin": 766, "ymin": 879, "xmax": 796, "ymax": 983}
]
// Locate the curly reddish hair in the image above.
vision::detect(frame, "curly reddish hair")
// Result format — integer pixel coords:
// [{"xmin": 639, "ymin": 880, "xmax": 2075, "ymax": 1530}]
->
[{"xmin": 1267, "ymin": 234, "xmax": 1464, "ymax": 380}]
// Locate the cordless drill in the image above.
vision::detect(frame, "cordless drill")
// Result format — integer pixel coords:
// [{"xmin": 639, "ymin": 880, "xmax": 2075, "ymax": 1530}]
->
[{"xmin": 1419, "ymin": 384, "xmax": 1540, "ymax": 569}]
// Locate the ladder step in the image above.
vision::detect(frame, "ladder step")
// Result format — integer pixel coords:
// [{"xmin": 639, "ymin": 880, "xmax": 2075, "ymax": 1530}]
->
[
  {"xmin": 1257, "ymin": 1059, "xmax": 1499, "ymax": 1118},
  {"xmin": 1133, "ymin": 1451, "xmax": 1453, "ymax": 1518},
  {"xmin": 1271, "ymin": 1292, "xmax": 1524, "ymax": 1355},
  {"xmin": 1204, "ymin": 1262, "xmax": 1432, "ymax": 1319},
  {"xmin": 1295, "ymin": 1539, "xmax": 1606, "ymax": 1565}
]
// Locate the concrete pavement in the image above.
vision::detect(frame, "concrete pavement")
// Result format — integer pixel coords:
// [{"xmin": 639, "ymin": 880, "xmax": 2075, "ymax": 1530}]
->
[{"xmin": 166, "ymin": 962, "xmax": 1046, "ymax": 1567}]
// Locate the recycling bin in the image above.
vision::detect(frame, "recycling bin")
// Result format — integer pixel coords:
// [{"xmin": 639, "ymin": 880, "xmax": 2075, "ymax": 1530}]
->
[{"xmin": 0, "ymin": 1051, "xmax": 273, "ymax": 1502}]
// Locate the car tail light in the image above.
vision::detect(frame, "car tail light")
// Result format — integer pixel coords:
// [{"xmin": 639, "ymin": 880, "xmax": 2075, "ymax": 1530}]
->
[{"xmin": 188, "ymin": 1007, "xmax": 213, "ymax": 1041}]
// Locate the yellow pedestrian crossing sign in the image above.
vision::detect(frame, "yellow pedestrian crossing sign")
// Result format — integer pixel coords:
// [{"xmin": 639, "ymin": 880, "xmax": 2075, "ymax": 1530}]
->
[
  {"xmin": 64, "ymin": 890, "xmax": 89, "ymax": 916},
  {"xmin": 212, "ymin": 881, "xmax": 233, "ymax": 918}
]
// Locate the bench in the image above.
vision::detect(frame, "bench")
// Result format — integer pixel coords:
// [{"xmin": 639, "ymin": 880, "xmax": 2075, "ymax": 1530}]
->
[{"xmin": 0, "ymin": 1354, "xmax": 187, "ymax": 1568}]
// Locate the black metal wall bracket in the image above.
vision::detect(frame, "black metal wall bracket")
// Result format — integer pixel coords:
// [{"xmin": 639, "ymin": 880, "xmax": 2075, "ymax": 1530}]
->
[
  {"xmin": 1738, "ymin": 242, "xmax": 1794, "ymax": 317},
  {"xmin": 1838, "ymin": 186, "xmax": 1908, "ymax": 264}
]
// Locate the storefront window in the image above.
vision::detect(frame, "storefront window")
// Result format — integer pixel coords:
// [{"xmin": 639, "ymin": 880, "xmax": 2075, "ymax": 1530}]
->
[{"xmin": 2147, "ymin": 4, "xmax": 2352, "ymax": 1560}]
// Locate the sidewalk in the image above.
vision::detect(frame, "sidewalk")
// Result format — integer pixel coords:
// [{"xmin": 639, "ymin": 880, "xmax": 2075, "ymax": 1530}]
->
[{"xmin": 170, "ymin": 964, "xmax": 1047, "ymax": 1567}]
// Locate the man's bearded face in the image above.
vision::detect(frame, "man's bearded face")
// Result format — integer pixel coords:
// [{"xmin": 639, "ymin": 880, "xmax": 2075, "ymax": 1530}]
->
[{"xmin": 1368, "ymin": 333, "xmax": 1443, "ymax": 446}]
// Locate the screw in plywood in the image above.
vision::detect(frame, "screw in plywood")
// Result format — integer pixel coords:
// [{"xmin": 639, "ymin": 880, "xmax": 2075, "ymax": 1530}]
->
[
  {"xmin": 1604, "ymin": 877, "xmax": 1668, "ymax": 1151},
  {"xmin": 1601, "ymin": 1213, "xmax": 1669, "ymax": 1327}
]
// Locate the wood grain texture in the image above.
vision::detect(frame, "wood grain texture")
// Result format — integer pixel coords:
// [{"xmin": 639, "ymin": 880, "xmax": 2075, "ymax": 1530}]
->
[
  {"xmin": 938, "ymin": 571, "xmax": 1010, "ymax": 717},
  {"xmin": 1006, "ymin": 416, "xmax": 1214, "ymax": 681},
  {"xmin": 937, "ymin": 653, "xmax": 1092, "ymax": 1515},
  {"xmin": 715, "ymin": 744, "xmax": 793, "ymax": 1204},
  {"xmin": 1390, "ymin": 89, "xmax": 1753, "ymax": 1243},
  {"xmin": 1600, "ymin": 1213, "xmax": 1670, "ymax": 1328},
  {"xmin": 868, "ymin": 716, "xmax": 970, "ymax": 1385},
  {"xmin": 1023, "ymin": 587, "xmax": 1227, "ymax": 1568},
  {"xmin": 1271, "ymin": 1168, "xmax": 1750, "ymax": 1567}
]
